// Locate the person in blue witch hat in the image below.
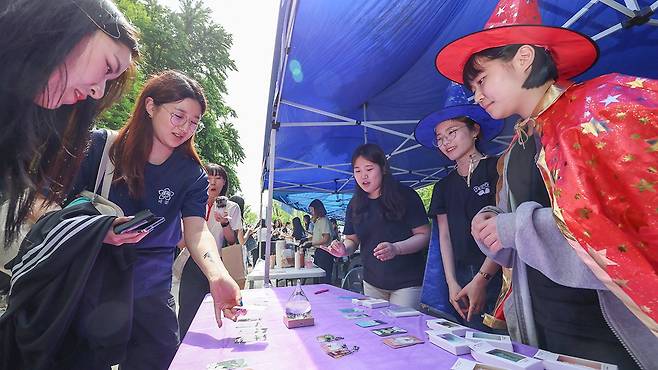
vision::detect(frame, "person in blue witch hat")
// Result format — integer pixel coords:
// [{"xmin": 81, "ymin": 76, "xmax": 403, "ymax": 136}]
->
[{"xmin": 415, "ymin": 83, "xmax": 504, "ymax": 331}]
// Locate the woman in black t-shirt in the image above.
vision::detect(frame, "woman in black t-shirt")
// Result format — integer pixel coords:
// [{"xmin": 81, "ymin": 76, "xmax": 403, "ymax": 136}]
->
[
  {"xmin": 415, "ymin": 94, "xmax": 504, "ymax": 331},
  {"xmin": 327, "ymin": 144, "xmax": 430, "ymax": 309}
]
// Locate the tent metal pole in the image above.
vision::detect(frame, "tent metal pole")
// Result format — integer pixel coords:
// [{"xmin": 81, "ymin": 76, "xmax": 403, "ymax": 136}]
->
[
  {"xmin": 624, "ymin": 0, "xmax": 640, "ymax": 10},
  {"xmin": 600, "ymin": 0, "xmax": 635, "ymax": 16},
  {"xmin": 592, "ymin": 23, "xmax": 624, "ymax": 40},
  {"xmin": 264, "ymin": 127, "xmax": 277, "ymax": 288},
  {"xmin": 562, "ymin": 0, "xmax": 600, "ymax": 28}
]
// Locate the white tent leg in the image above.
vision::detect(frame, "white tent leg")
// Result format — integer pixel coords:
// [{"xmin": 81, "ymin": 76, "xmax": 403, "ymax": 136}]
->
[{"xmin": 264, "ymin": 127, "xmax": 277, "ymax": 288}]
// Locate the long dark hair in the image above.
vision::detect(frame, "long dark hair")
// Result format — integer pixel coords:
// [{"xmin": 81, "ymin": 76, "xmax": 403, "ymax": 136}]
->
[
  {"xmin": 291, "ymin": 217, "xmax": 305, "ymax": 240},
  {"xmin": 309, "ymin": 199, "xmax": 327, "ymax": 220},
  {"xmin": 0, "ymin": 0, "xmax": 139, "ymax": 245},
  {"xmin": 110, "ymin": 70, "xmax": 206, "ymax": 199},
  {"xmin": 350, "ymin": 144, "xmax": 405, "ymax": 223}
]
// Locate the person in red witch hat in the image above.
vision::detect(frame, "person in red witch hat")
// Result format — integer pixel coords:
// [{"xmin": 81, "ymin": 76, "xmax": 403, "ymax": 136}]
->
[{"xmin": 436, "ymin": 0, "xmax": 658, "ymax": 368}]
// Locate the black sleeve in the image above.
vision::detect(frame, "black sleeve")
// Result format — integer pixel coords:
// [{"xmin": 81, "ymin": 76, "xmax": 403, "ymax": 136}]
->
[
  {"xmin": 428, "ymin": 179, "xmax": 446, "ymax": 216},
  {"xmin": 402, "ymin": 185, "xmax": 429, "ymax": 229},
  {"xmin": 343, "ymin": 199, "xmax": 355, "ymax": 236}
]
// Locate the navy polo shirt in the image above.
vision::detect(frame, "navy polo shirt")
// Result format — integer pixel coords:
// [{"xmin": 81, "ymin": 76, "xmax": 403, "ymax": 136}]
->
[{"xmin": 70, "ymin": 130, "xmax": 208, "ymax": 297}]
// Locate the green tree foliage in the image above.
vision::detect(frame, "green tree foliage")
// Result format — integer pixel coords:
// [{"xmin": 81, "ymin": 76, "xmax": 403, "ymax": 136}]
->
[
  {"xmin": 98, "ymin": 0, "xmax": 245, "ymax": 192},
  {"xmin": 416, "ymin": 185, "xmax": 433, "ymax": 212}
]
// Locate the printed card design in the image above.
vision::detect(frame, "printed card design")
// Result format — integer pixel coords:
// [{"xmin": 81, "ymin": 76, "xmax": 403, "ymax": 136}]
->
[{"xmin": 371, "ymin": 326, "xmax": 407, "ymax": 337}]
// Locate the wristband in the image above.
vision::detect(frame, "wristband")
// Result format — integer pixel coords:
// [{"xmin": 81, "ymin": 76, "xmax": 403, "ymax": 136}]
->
[
  {"xmin": 478, "ymin": 271, "xmax": 492, "ymax": 280},
  {"xmin": 221, "ymin": 221, "xmax": 230, "ymax": 227}
]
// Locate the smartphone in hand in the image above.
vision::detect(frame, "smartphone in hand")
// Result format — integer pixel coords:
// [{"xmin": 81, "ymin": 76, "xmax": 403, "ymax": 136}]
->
[{"xmin": 114, "ymin": 209, "xmax": 165, "ymax": 234}]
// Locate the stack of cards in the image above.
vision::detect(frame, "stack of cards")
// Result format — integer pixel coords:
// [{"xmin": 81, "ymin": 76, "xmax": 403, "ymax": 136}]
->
[
  {"xmin": 426, "ymin": 330, "xmax": 472, "ymax": 355},
  {"xmin": 533, "ymin": 349, "xmax": 618, "ymax": 370},
  {"xmin": 352, "ymin": 298, "xmax": 390, "ymax": 308},
  {"xmin": 382, "ymin": 335, "xmax": 424, "ymax": 349},
  {"xmin": 426, "ymin": 318, "xmax": 469, "ymax": 336},
  {"xmin": 355, "ymin": 319, "xmax": 387, "ymax": 328},
  {"xmin": 371, "ymin": 326, "xmax": 407, "ymax": 337},
  {"xmin": 469, "ymin": 342, "xmax": 543, "ymax": 370},
  {"xmin": 384, "ymin": 306, "xmax": 421, "ymax": 317},
  {"xmin": 465, "ymin": 331, "xmax": 513, "ymax": 351}
]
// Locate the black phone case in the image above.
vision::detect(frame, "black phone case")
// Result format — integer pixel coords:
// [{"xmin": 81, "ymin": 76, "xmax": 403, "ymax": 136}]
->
[{"xmin": 114, "ymin": 209, "xmax": 155, "ymax": 234}]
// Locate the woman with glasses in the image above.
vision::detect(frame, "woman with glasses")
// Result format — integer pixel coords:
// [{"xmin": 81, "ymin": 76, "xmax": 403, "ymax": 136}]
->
[
  {"xmin": 69, "ymin": 70, "xmax": 241, "ymax": 370},
  {"xmin": 414, "ymin": 88, "xmax": 503, "ymax": 331}
]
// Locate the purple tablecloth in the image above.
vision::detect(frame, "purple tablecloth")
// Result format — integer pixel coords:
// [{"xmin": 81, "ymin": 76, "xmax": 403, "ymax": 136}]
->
[{"xmin": 170, "ymin": 284, "xmax": 537, "ymax": 369}]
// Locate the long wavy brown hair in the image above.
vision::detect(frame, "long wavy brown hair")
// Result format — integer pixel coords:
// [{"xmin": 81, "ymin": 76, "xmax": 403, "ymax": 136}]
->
[{"xmin": 109, "ymin": 70, "xmax": 206, "ymax": 199}]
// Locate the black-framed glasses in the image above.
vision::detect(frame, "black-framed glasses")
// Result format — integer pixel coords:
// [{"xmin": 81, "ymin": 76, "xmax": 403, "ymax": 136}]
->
[
  {"xmin": 161, "ymin": 106, "xmax": 205, "ymax": 133},
  {"xmin": 432, "ymin": 125, "xmax": 468, "ymax": 147}
]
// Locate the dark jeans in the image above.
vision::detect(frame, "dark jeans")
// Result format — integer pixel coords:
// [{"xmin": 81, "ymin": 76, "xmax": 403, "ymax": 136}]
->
[
  {"xmin": 177, "ymin": 258, "xmax": 209, "ymax": 339},
  {"xmin": 313, "ymin": 248, "xmax": 334, "ymax": 284},
  {"xmin": 118, "ymin": 292, "xmax": 179, "ymax": 370}
]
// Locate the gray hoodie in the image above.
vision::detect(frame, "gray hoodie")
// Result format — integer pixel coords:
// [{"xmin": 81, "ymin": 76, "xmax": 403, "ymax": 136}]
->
[{"xmin": 475, "ymin": 140, "xmax": 658, "ymax": 369}]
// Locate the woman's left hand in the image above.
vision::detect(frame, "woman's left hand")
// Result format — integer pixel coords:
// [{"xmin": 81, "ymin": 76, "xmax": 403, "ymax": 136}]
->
[
  {"xmin": 373, "ymin": 242, "xmax": 399, "ymax": 261},
  {"xmin": 209, "ymin": 276, "xmax": 243, "ymax": 328},
  {"xmin": 454, "ymin": 277, "xmax": 488, "ymax": 322}
]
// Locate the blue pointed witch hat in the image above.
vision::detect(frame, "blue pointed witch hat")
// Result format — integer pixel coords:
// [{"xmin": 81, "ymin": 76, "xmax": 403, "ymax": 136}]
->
[{"xmin": 414, "ymin": 83, "xmax": 503, "ymax": 159}]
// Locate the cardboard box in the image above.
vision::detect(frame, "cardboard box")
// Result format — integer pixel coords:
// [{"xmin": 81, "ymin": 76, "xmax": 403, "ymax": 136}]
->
[
  {"xmin": 427, "ymin": 330, "xmax": 472, "ymax": 355},
  {"xmin": 426, "ymin": 318, "xmax": 470, "ymax": 337},
  {"xmin": 465, "ymin": 331, "xmax": 513, "ymax": 351},
  {"xmin": 221, "ymin": 244, "xmax": 246, "ymax": 289},
  {"xmin": 469, "ymin": 342, "xmax": 543, "ymax": 370}
]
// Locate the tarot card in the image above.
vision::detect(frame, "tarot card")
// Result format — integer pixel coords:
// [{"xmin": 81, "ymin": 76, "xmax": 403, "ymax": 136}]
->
[
  {"xmin": 321, "ymin": 342, "xmax": 359, "ymax": 359},
  {"xmin": 382, "ymin": 335, "xmax": 424, "ymax": 349},
  {"xmin": 234, "ymin": 332, "xmax": 267, "ymax": 344},
  {"xmin": 207, "ymin": 358, "xmax": 247, "ymax": 369},
  {"xmin": 355, "ymin": 319, "xmax": 387, "ymax": 328},
  {"xmin": 371, "ymin": 326, "xmax": 408, "ymax": 337},
  {"xmin": 316, "ymin": 334, "xmax": 344, "ymax": 343},
  {"xmin": 338, "ymin": 307, "xmax": 364, "ymax": 314},
  {"xmin": 343, "ymin": 312, "xmax": 370, "ymax": 319}
]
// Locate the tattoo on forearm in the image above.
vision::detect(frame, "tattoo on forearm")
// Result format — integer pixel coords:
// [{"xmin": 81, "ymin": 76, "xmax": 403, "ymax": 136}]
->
[{"xmin": 202, "ymin": 251, "xmax": 214, "ymax": 262}]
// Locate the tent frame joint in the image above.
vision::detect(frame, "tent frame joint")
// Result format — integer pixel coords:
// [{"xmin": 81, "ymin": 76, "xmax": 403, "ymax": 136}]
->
[{"xmin": 622, "ymin": 6, "xmax": 655, "ymax": 28}]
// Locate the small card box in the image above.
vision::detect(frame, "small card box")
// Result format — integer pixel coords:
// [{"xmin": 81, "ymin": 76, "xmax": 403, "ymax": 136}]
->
[
  {"xmin": 426, "ymin": 318, "xmax": 470, "ymax": 337},
  {"xmin": 360, "ymin": 298, "xmax": 390, "ymax": 309},
  {"xmin": 534, "ymin": 349, "xmax": 618, "ymax": 370},
  {"xmin": 451, "ymin": 358, "xmax": 507, "ymax": 370},
  {"xmin": 465, "ymin": 331, "xmax": 514, "ymax": 351},
  {"xmin": 469, "ymin": 342, "xmax": 543, "ymax": 370},
  {"xmin": 384, "ymin": 306, "xmax": 421, "ymax": 317},
  {"xmin": 426, "ymin": 330, "xmax": 472, "ymax": 355}
]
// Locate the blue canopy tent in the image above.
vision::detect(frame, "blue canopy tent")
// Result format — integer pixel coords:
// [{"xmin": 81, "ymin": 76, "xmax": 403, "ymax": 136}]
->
[{"xmin": 259, "ymin": 0, "xmax": 658, "ymax": 307}]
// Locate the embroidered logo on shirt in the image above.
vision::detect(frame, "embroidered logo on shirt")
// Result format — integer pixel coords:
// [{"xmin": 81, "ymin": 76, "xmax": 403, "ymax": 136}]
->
[
  {"xmin": 473, "ymin": 182, "xmax": 490, "ymax": 196},
  {"xmin": 158, "ymin": 188, "xmax": 175, "ymax": 205}
]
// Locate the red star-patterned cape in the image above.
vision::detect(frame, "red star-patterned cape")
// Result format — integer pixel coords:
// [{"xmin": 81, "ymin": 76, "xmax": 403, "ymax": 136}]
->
[{"xmin": 532, "ymin": 73, "xmax": 658, "ymax": 336}]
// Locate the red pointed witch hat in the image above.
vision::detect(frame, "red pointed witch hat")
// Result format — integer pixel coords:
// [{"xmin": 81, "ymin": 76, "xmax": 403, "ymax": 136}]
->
[{"xmin": 436, "ymin": 0, "xmax": 599, "ymax": 84}]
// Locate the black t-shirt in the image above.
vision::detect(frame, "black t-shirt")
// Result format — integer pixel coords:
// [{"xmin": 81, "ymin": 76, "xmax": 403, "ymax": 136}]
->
[
  {"xmin": 508, "ymin": 136, "xmax": 622, "ymax": 344},
  {"xmin": 428, "ymin": 157, "xmax": 499, "ymax": 267},
  {"xmin": 343, "ymin": 184, "xmax": 428, "ymax": 290}
]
